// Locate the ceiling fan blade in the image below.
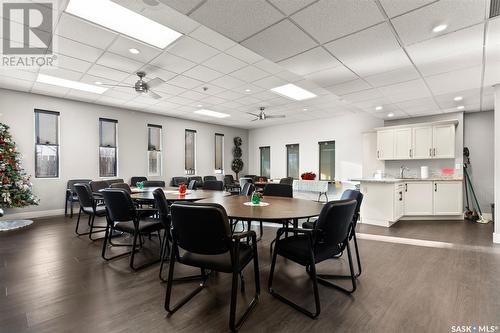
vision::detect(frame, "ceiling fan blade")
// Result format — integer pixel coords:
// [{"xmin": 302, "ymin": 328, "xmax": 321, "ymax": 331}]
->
[
  {"xmin": 146, "ymin": 77, "xmax": 164, "ymax": 88},
  {"xmin": 99, "ymin": 83, "xmax": 133, "ymax": 88},
  {"xmin": 251, "ymin": 118, "xmax": 259, "ymax": 122},
  {"xmin": 246, "ymin": 112, "xmax": 260, "ymax": 117},
  {"xmin": 266, "ymin": 114, "xmax": 286, "ymax": 118},
  {"xmin": 147, "ymin": 90, "xmax": 162, "ymax": 99}
]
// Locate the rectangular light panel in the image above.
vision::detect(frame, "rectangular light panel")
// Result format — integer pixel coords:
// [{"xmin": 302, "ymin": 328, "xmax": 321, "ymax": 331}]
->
[
  {"xmin": 65, "ymin": 0, "xmax": 182, "ymax": 49},
  {"xmin": 194, "ymin": 109, "xmax": 230, "ymax": 118},
  {"xmin": 37, "ymin": 73, "xmax": 108, "ymax": 94},
  {"xmin": 270, "ymin": 83, "xmax": 317, "ymax": 101}
]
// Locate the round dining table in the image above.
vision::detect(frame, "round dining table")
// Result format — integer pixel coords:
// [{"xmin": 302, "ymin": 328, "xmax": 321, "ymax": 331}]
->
[{"xmin": 130, "ymin": 186, "xmax": 230, "ymax": 202}]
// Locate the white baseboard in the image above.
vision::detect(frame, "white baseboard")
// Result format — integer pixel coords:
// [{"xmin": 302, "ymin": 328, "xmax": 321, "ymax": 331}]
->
[
  {"xmin": 0, "ymin": 209, "xmax": 65, "ymax": 220},
  {"xmin": 493, "ymin": 233, "xmax": 500, "ymax": 244}
]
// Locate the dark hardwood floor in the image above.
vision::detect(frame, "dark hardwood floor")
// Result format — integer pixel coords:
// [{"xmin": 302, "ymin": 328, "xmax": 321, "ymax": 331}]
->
[{"xmin": 1, "ymin": 215, "xmax": 499, "ymax": 333}]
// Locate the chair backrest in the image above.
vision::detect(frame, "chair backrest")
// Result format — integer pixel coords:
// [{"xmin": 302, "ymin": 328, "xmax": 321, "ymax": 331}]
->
[
  {"xmin": 203, "ymin": 180, "xmax": 224, "ymax": 191},
  {"xmin": 130, "ymin": 176, "xmax": 147, "ymax": 186},
  {"xmin": 340, "ymin": 189, "xmax": 364, "ymax": 224},
  {"xmin": 263, "ymin": 183, "xmax": 293, "ymax": 198},
  {"xmin": 239, "ymin": 177, "xmax": 253, "ymax": 189},
  {"xmin": 240, "ymin": 182, "xmax": 255, "ymax": 196},
  {"xmin": 170, "ymin": 202, "xmax": 231, "ymax": 255},
  {"xmin": 188, "ymin": 180, "xmax": 197, "ymax": 190},
  {"xmin": 244, "ymin": 175, "xmax": 256, "ymax": 179},
  {"xmin": 188, "ymin": 176, "xmax": 203, "ymax": 188},
  {"xmin": 203, "ymin": 175, "xmax": 217, "ymax": 182},
  {"xmin": 90, "ymin": 180, "xmax": 108, "ymax": 193},
  {"xmin": 223, "ymin": 175, "xmax": 234, "ymax": 185},
  {"xmin": 171, "ymin": 177, "xmax": 188, "ymax": 187},
  {"xmin": 143, "ymin": 180, "xmax": 166, "ymax": 188},
  {"xmin": 279, "ymin": 177, "xmax": 294, "ymax": 186},
  {"xmin": 152, "ymin": 188, "xmax": 170, "ymax": 227},
  {"xmin": 110, "ymin": 182, "xmax": 132, "ymax": 194},
  {"xmin": 73, "ymin": 183, "xmax": 94, "ymax": 208},
  {"xmin": 67, "ymin": 179, "xmax": 91, "ymax": 193},
  {"xmin": 106, "ymin": 178, "xmax": 124, "ymax": 186},
  {"xmin": 101, "ymin": 188, "xmax": 136, "ymax": 222},
  {"xmin": 256, "ymin": 176, "xmax": 268, "ymax": 182},
  {"xmin": 314, "ymin": 199, "xmax": 357, "ymax": 246}
]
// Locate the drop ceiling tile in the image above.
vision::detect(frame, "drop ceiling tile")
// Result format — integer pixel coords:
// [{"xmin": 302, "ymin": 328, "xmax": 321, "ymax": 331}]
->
[
  {"xmin": 96, "ymin": 96, "xmax": 127, "ymax": 106},
  {"xmin": 215, "ymin": 90, "xmax": 245, "ymax": 100},
  {"xmin": 131, "ymin": 95, "xmax": 160, "ymax": 105},
  {"xmin": 0, "ymin": 68, "xmax": 38, "ymax": 82},
  {"xmin": 225, "ymin": 44, "xmax": 264, "ymax": 64},
  {"xmin": 179, "ymin": 90, "xmax": 208, "ymax": 101},
  {"xmin": 232, "ymin": 84, "xmax": 264, "ymax": 95},
  {"xmin": 38, "ymin": 67, "xmax": 83, "ymax": 81},
  {"xmin": 278, "ymin": 46, "xmax": 341, "ymax": 76},
  {"xmin": 87, "ymin": 64, "xmax": 132, "ymax": 82},
  {"xmin": 166, "ymin": 36, "xmax": 220, "ymax": 63},
  {"xmin": 57, "ymin": 36, "xmax": 103, "ymax": 63},
  {"xmin": 483, "ymin": 61, "xmax": 500, "ymax": 87},
  {"xmin": 160, "ymin": 0, "xmax": 204, "ymax": 14},
  {"xmin": 167, "ymin": 95, "xmax": 196, "ymax": 105},
  {"xmin": 189, "ymin": 0, "xmax": 285, "ymax": 42},
  {"xmin": 236, "ymin": 96, "xmax": 261, "ymax": 105},
  {"xmin": 242, "ymin": 19, "xmax": 317, "ymax": 62},
  {"xmin": 433, "ymin": 88, "xmax": 480, "ymax": 109},
  {"xmin": 373, "ymin": 110, "xmax": 409, "ymax": 120},
  {"xmin": 200, "ymin": 95, "xmax": 227, "ymax": 105},
  {"xmin": 424, "ymin": 66, "xmax": 482, "ymax": 95},
  {"xmin": 253, "ymin": 59, "xmax": 284, "ymax": 75},
  {"xmin": 326, "ymin": 78, "xmax": 371, "ymax": 96},
  {"xmin": 211, "ymin": 75, "xmax": 246, "ymax": 89},
  {"xmin": 55, "ymin": 13, "xmax": 117, "ymax": 50},
  {"xmin": 97, "ymin": 52, "xmax": 143, "ymax": 73},
  {"xmin": 191, "ymin": 83, "xmax": 226, "ymax": 95},
  {"xmin": 168, "ymin": 75, "xmax": 204, "ymax": 89},
  {"xmin": 150, "ymin": 52, "xmax": 196, "ymax": 74},
  {"xmin": 154, "ymin": 83, "xmax": 186, "ymax": 95},
  {"xmin": 31, "ymin": 82, "xmax": 70, "ymax": 97},
  {"xmin": 304, "ymin": 65, "xmax": 357, "ymax": 87},
  {"xmin": 230, "ymin": 66, "xmax": 269, "ymax": 82},
  {"xmin": 203, "ymin": 53, "xmax": 247, "ymax": 74},
  {"xmin": 138, "ymin": 65, "xmax": 177, "ymax": 82},
  {"xmin": 54, "ymin": 54, "xmax": 92, "ymax": 73},
  {"xmin": 189, "ymin": 25, "xmax": 236, "ymax": 51},
  {"xmin": 80, "ymin": 73, "xmax": 118, "ymax": 86},
  {"xmin": 379, "ymin": 0, "xmax": 435, "ymax": 18},
  {"xmin": 183, "ymin": 65, "xmax": 224, "ymax": 81},
  {"xmin": 291, "ymin": 0, "xmax": 384, "ymax": 43},
  {"xmin": 325, "ymin": 23, "xmax": 412, "ymax": 77},
  {"xmin": 340, "ymin": 88, "xmax": 383, "ymax": 103},
  {"xmin": 274, "ymin": 71, "xmax": 302, "ymax": 82},
  {"xmin": 364, "ymin": 66, "xmax": 420, "ymax": 87},
  {"xmin": 252, "ymin": 75, "xmax": 287, "ymax": 89},
  {"xmin": 379, "ymin": 78, "xmax": 432, "ymax": 103},
  {"xmin": 0, "ymin": 76, "xmax": 33, "ymax": 92},
  {"xmin": 268, "ymin": 0, "xmax": 317, "ymax": 15},
  {"xmin": 250, "ymin": 90, "xmax": 278, "ymax": 101},
  {"xmin": 66, "ymin": 89, "xmax": 100, "ymax": 102},
  {"xmin": 101, "ymin": 87, "xmax": 135, "ymax": 101},
  {"xmin": 391, "ymin": 0, "xmax": 486, "ymax": 46},
  {"xmin": 486, "ymin": 17, "xmax": 500, "ymax": 64},
  {"xmin": 107, "ymin": 35, "xmax": 163, "ymax": 63}
]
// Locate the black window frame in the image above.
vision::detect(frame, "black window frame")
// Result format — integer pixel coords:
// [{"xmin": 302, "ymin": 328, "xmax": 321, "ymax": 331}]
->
[
  {"xmin": 214, "ymin": 133, "xmax": 224, "ymax": 174},
  {"xmin": 99, "ymin": 118, "xmax": 118, "ymax": 178},
  {"xmin": 318, "ymin": 140, "xmax": 335, "ymax": 181},
  {"xmin": 259, "ymin": 146, "xmax": 271, "ymax": 178},
  {"xmin": 286, "ymin": 143, "xmax": 299, "ymax": 179},
  {"xmin": 185, "ymin": 129, "xmax": 197, "ymax": 175},
  {"xmin": 34, "ymin": 109, "xmax": 60, "ymax": 178},
  {"xmin": 147, "ymin": 124, "xmax": 162, "ymax": 177}
]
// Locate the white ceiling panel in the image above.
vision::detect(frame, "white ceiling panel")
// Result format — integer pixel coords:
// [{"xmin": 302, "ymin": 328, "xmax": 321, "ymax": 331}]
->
[
  {"xmin": 425, "ymin": 65, "xmax": 482, "ymax": 95},
  {"xmin": 0, "ymin": 68, "xmax": 37, "ymax": 82},
  {"xmin": 225, "ymin": 44, "xmax": 264, "ymax": 64},
  {"xmin": 189, "ymin": 0, "xmax": 285, "ymax": 42},
  {"xmin": 107, "ymin": 35, "xmax": 163, "ymax": 64},
  {"xmin": 154, "ymin": 83, "xmax": 186, "ymax": 96},
  {"xmin": 66, "ymin": 89, "xmax": 100, "ymax": 102},
  {"xmin": 191, "ymin": 83, "xmax": 226, "ymax": 95},
  {"xmin": 364, "ymin": 66, "xmax": 420, "ymax": 87},
  {"xmin": 268, "ymin": 0, "xmax": 317, "ymax": 15},
  {"xmin": 203, "ymin": 53, "xmax": 247, "ymax": 74},
  {"xmin": 179, "ymin": 89, "xmax": 208, "ymax": 101},
  {"xmin": 326, "ymin": 78, "xmax": 371, "ymax": 96},
  {"xmin": 159, "ymin": 0, "xmax": 204, "ymax": 14},
  {"xmin": 55, "ymin": 13, "xmax": 117, "ymax": 50},
  {"xmin": 57, "ymin": 36, "xmax": 104, "ymax": 63},
  {"xmin": 486, "ymin": 17, "xmax": 500, "ymax": 64},
  {"xmin": 341, "ymin": 88, "xmax": 383, "ymax": 103},
  {"xmin": 38, "ymin": 67, "xmax": 83, "ymax": 81},
  {"xmin": 31, "ymin": 82, "xmax": 70, "ymax": 97},
  {"xmin": 278, "ymin": 47, "xmax": 340, "ymax": 76},
  {"xmin": 433, "ymin": 88, "xmax": 481, "ymax": 109},
  {"xmin": 200, "ymin": 95, "xmax": 227, "ymax": 105},
  {"xmin": 139, "ymin": 65, "xmax": 177, "ymax": 82},
  {"xmin": 325, "ymin": 23, "xmax": 412, "ymax": 77},
  {"xmin": 379, "ymin": 0, "xmax": 436, "ymax": 18},
  {"xmin": 211, "ymin": 75, "xmax": 246, "ymax": 89},
  {"xmin": 87, "ymin": 64, "xmax": 133, "ymax": 82},
  {"xmin": 54, "ymin": 54, "xmax": 92, "ymax": 73},
  {"xmin": 0, "ymin": 76, "xmax": 33, "ymax": 92},
  {"xmin": 291, "ymin": 0, "xmax": 384, "ymax": 43},
  {"xmin": 252, "ymin": 75, "xmax": 288, "ymax": 89},
  {"xmin": 215, "ymin": 90, "xmax": 245, "ymax": 100},
  {"xmin": 242, "ymin": 20, "xmax": 317, "ymax": 62},
  {"xmin": 168, "ymin": 75, "xmax": 204, "ymax": 89},
  {"xmin": 166, "ymin": 36, "xmax": 220, "ymax": 63},
  {"xmin": 97, "ymin": 52, "xmax": 143, "ymax": 73},
  {"xmin": 183, "ymin": 65, "xmax": 224, "ymax": 81},
  {"xmin": 149, "ymin": 52, "xmax": 196, "ymax": 74},
  {"xmin": 379, "ymin": 79, "xmax": 432, "ymax": 103},
  {"xmin": 483, "ymin": 61, "xmax": 500, "ymax": 87},
  {"xmin": 230, "ymin": 66, "xmax": 270, "ymax": 82},
  {"xmin": 391, "ymin": 0, "xmax": 486, "ymax": 46},
  {"xmin": 304, "ymin": 65, "xmax": 357, "ymax": 87},
  {"xmin": 189, "ymin": 25, "xmax": 236, "ymax": 51}
]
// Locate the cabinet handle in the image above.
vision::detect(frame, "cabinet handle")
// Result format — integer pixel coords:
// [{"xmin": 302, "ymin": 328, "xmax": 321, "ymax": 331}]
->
[
  {"xmin": 433, "ymin": 148, "xmax": 436, "ymax": 157},
  {"xmin": 434, "ymin": 183, "xmax": 437, "ymax": 192},
  {"xmin": 399, "ymin": 191, "xmax": 403, "ymax": 201},
  {"xmin": 405, "ymin": 183, "xmax": 407, "ymax": 192},
  {"xmin": 409, "ymin": 149, "xmax": 412, "ymax": 158},
  {"xmin": 429, "ymin": 148, "xmax": 432, "ymax": 157},
  {"xmin": 377, "ymin": 150, "xmax": 380, "ymax": 159}
]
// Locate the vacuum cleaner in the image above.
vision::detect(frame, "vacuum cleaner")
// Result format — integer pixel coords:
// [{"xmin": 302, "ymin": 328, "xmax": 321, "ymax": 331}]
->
[{"xmin": 463, "ymin": 147, "xmax": 489, "ymax": 224}]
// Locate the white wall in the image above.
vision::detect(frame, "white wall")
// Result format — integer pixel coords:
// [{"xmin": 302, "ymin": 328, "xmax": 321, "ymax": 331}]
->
[
  {"xmin": 494, "ymin": 85, "xmax": 500, "ymax": 243},
  {"xmin": 0, "ymin": 88, "xmax": 248, "ymax": 217},
  {"xmin": 248, "ymin": 113, "xmax": 383, "ymax": 181}
]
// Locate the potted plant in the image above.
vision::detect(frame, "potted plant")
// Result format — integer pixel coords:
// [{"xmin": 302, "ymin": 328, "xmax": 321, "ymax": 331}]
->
[
  {"xmin": 231, "ymin": 137, "xmax": 244, "ymax": 179},
  {"xmin": 301, "ymin": 172, "xmax": 316, "ymax": 180}
]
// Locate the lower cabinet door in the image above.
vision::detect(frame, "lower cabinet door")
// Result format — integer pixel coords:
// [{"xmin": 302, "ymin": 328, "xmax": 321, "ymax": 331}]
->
[
  {"xmin": 404, "ymin": 182, "xmax": 433, "ymax": 215},
  {"xmin": 433, "ymin": 181, "xmax": 463, "ymax": 215}
]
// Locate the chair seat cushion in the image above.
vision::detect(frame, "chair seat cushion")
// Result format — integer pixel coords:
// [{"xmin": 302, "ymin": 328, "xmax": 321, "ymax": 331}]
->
[
  {"xmin": 179, "ymin": 243, "xmax": 254, "ymax": 273},
  {"xmin": 277, "ymin": 235, "xmax": 342, "ymax": 266},
  {"xmin": 82, "ymin": 205, "xmax": 107, "ymax": 217},
  {"xmin": 114, "ymin": 218, "xmax": 164, "ymax": 234}
]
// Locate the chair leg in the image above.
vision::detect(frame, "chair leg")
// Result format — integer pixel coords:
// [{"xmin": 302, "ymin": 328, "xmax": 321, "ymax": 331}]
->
[
  {"xmin": 75, "ymin": 208, "xmax": 82, "ymax": 235},
  {"xmin": 101, "ymin": 226, "xmax": 134, "ymax": 261},
  {"xmin": 352, "ymin": 232, "xmax": 362, "ymax": 278},
  {"xmin": 159, "ymin": 230, "xmax": 171, "ymax": 282},
  {"xmin": 65, "ymin": 198, "xmax": 68, "ymax": 217},
  {"xmin": 314, "ymin": 242, "xmax": 357, "ymax": 294},
  {"xmin": 229, "ymin": 260, "xmax": 260, "ymax": 332},
  {"xmin": 70, "ymin": 200, "xmax": 74, "ymax": 218}
]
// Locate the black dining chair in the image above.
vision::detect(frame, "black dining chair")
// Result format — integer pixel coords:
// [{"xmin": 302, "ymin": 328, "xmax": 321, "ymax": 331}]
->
[
  {"xmin": 268, "ymin": 199, "xmax": 357, "ymax": 318},
  {"xmin": 203, "ymin": 180, "xmax": 224, "ymax": 191},
  {"xmin": 106, "ymin": 178, "xmax": 124, "ymax": 186},
  {"xmin": 263, "ymin": 183, "xmax": 293, "ymax": 250},
  {"xmin": 130, "ymin": 176, "xmax": 147, "ymax": 187},
  {"xmin": 187, "ymin": 176, "xmax": 203, "ymax": 188},
  {"xmin": 203, "ymin": 175, "xmax": 217, "ymax": 182},
  {"xmin": 223, "ymin": 175, "xmax": 240, "ymax": 193},
  {"xmin": 239, "ymin": 177, "xmax": 253, "ymax": 189},
  {"xmin": 171, "ymin": 177, "xmax": 188, "ymax": 187},
  {"xmin": 109, "ymin": 182, "xmax": 132, "ymax": 193},
  {"xmin": 101, "ymin": 188, "xmax": 165, "ymax": 270},
  {"xmin": 279, "ymin": 177, "xmax": 294, "ymax": 186},
  {"xmin": 153, "ymin": 188, "xmax": 173, "ymax": 282},
  {"xmin": 143, "ymin": 180, "xmax": 166, "ymax": 188},
  {"xmin": 188, "ymin": 180, "xmax": 197, "ymax": 190},
  {"xmin": 302, "ymin": 189, "xmax": 364, "ymax": 278},
  {"xmin": 73, "ymin": 183, "xmax": 107, "ymax": 240},
  {"xmin": 240, "ymin": 182, "xmax": 255, "ymax": 196},
  {"xmin": 165, "ymin": 202, "xmax": 260, "ymax": 332},
  {"xmin": 65, "ymin": 179, "xmax": 91, "ymax": 218}
]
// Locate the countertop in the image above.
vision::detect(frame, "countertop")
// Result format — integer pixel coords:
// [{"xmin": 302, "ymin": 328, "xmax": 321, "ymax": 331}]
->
[{"xmin": 350, "ymin": 177, "xmax": 463, "ymax": 183}]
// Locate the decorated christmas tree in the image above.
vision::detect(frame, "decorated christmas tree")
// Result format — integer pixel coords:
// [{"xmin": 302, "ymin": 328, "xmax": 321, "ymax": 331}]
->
[{"xmin": 0, "ymin": 123, "xmax": 38, "ymax": 215}]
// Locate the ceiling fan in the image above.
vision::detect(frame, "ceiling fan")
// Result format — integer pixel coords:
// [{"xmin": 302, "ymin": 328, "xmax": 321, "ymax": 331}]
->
[
  {"xmin": 100, "ymin": 71, "xmax": 164, "ymax": 99},
  {"xmin": 247, "ymin": 107, "xmax": 285, "ymax": 121}
]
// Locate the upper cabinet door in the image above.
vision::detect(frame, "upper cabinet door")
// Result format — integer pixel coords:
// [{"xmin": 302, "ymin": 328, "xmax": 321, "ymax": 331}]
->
[
  {"xmin": 394, "ymin": 128, "xmax": 412, "ymax": 159},
  {"xmin": 412, "ymin": 126, "xmax": 433, "ymax": 159},
  {"xmin": 377, "ymin": 130, "xmax": 394, "ymax": 160},
  {"xmin": 433, "ymin": 124, "xmax": 455, "ymax": 159}
]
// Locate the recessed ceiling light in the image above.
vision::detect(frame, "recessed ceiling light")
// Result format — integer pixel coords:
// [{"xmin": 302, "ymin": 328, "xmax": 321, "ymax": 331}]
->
[
  {"xmin": 245, "ymin": 89, "xmax": 251, "ymax": 93},
  {"xmin": 454, "ymin": 96, "xmax": 463, "ymax": 101},
  {"xmin": 270, "ymin": 83, "xmax": 317, "ymax": 101},
  {"xmin": 303, "ymin": 108, "xmax": 308, "ymax": 111},
  {"xmin": 65, "ymin": 0, "xmax": 182, "ymax": 49},
  {"xmin": 194, "ymin": 109, "xmax": 230, "ymax": 118},
  {"xmin": 128, "ymin": 48, "xmax": 140, "ymax": 55},
  {"xmin": 37, "ymin": 73, "xmax": 107, "ymax": 94},
  {"xmin": 457, "ymin": 105, "xmax": 465, "ymax": 110},
  {"xmin": 387, "ymin": 112, "xmax": 395, "ymax": 118},
  {"xmin": 432, "ymin": 24, "xmax": 448, "ymax": 33},
  {"xmin": 375, "ymin": 106, "xmax": 383, "ymax": 111},
  {"xmin": 95, "ymin": 81, "xmax": 103, "ymax": 85},
  {"xmin": 196, "ymin": 104, "xmax": 203, "ymax": 107}
]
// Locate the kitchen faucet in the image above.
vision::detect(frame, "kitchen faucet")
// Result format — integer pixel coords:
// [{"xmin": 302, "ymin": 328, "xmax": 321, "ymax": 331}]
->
[{"xmin": 400, "ymin": 165, "xmax": 410, "ymax": 179}]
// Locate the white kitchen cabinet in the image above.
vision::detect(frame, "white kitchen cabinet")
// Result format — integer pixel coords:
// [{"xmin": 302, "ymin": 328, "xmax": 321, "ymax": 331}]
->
[
  {"xmin": 412, "ymin": 126, "xmax": 433, "ymax": 159},
  {"xmin": 394, "ymin": 184, "xmax": 405, "ymax": 220},
  {"xmin": 432, "ymin": 124, "xmax": 455, "ymax": 158},
  {"xmin": 377, "ymin": 129, "xmax": 394, "ymax": 160},
  {"xmin": 394, "ymin": 128, "xmax": 412, "ymax": 159},
  {"xmin": 404, "ymin": 182, "xmax": 433, "ymax": 216},
  {"xmin": 433, "ymin": 181, "xmax": 463, "ymax": 215}
]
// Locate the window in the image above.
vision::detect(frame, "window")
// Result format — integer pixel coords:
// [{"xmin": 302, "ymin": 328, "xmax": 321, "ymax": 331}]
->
[
  {"xmin": 215, "ymin": 133, "xmax": 224, "ymax": 174},
  {"xmin": 319, "ymin": 141, "xmax": 335, "ymax": 181},
  {"xmin": 185, "ymin": 129, "xmax": 196, "ymax": 175},
  {"xmin": 99, "ymin": 118, "xmax": 117, "ymax": 177},
  {"xmin": 260, "ymin": 146, "xmax": 270, "ymax": 178},
  {"xmin": 35, "ymin": 109, "xmax": 59, "ymax": 178},
  {"xmin": 286, "ymin": 144, "xmax": 299, "ymax": 179},
  {"xmin": 148, "ymin": 124, "xmax": 162, "ymax": 176}
]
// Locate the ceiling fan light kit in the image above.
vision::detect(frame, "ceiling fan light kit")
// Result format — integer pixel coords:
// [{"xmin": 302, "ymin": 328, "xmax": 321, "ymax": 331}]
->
[{"xmin": 247, "ymin": 107, "xmax": 286, "ymax": 122}]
